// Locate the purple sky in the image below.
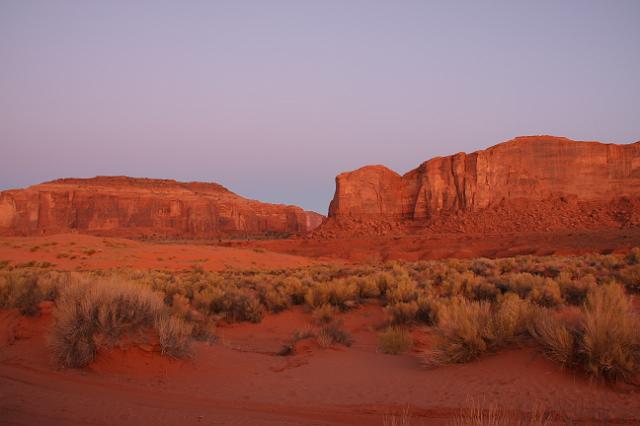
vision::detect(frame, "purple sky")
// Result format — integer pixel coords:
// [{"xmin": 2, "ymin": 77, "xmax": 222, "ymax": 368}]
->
[{"xmin": 1, "ymin": 1, "xmax": 639, "ymax": 214}]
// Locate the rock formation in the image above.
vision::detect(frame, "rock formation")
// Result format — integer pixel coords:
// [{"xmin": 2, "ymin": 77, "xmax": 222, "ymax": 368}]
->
[
  {"xmin": 0, "ymin": 176, "xmax": 324, "ymax": 238},
  {"xmin": 325, "ymin": 136, "xmax": 640, "ymax": 235}
]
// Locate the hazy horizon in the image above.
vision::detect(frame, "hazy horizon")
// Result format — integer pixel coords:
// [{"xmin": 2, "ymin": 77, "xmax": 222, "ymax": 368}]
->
[{"xmin": 2, "ymin": 1, "xmax": 639, "ymax": 213}]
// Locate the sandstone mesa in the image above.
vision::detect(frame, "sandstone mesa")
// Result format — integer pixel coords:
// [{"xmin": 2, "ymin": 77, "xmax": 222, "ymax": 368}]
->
[{"xmin": 0, "ymin": 176, "xmax": 324, "ymax": 238}]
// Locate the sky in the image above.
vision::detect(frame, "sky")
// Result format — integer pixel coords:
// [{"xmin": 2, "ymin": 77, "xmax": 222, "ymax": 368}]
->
[{"xmin": 1, "ymin": 1, "xmax": 639, "ymax": 214}]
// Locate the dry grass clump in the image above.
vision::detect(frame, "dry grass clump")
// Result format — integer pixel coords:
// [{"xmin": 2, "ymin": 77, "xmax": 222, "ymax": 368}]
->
[
  {"xmin": 423, "ymin": 295, "xmax": 534, "ymax": 366},
  {"xmin": 378, "ymin": 326, "xmax": 413, "ymax": 355},
  {"xmin": 528, "ymin": 278, "xmax": 563, "ymax": 307},
  {"xmin": 531, "ymin": 283, "xmax": 640, "ymax": 382},
  {"xmin": 312, "ymin": 303, "xmax": 336, "ymax": 324},
  {"xmin": 156, "ymin": 316, "xmax": 193, "ymax": 358},
  {"xmin": 451, "ymin": 400, "xmax": 553, "ymax": 426},
  {"xmin": 385, "ymin": 301, "xmax": 419, "ymax": 325},
  {"xmin": 0, "ymin": 270, "xmax": 64, "ymax": 315},
  {"xmin": 528, "ymin": 311, "xmax": 575, "ymax": 367},
  {"xmin": 580, "ymin": 283, "xmax": 640, "ymax": 382},
  {"xmin": 316, "ymin": 321, "xmax": 353, "ymax": 348},
  {"xmin": 49, "ymin": 278, "xmax": 191, "ymax": 367},
  {"xmin": 304, "ymin": 279, "xmax": 359, "ymax": 311}
]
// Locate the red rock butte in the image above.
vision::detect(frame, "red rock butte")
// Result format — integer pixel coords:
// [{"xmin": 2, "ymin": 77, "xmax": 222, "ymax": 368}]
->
[
  {"xmin": 0, "ymin": 176, "xmax": 324, "ymax": 238},
  {"xmin": 323, "ymin": 135, "xmax": 640, "ymax": 235}
]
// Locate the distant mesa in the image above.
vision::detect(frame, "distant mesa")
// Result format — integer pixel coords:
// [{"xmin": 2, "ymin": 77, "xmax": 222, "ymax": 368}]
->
[
  {"xmin": 321, "ymin": 135, "xmax": 640, "ymax": 236},
  {"xmin": 0, "ymin": 176, "xmax": 324, "ymax": 238}
]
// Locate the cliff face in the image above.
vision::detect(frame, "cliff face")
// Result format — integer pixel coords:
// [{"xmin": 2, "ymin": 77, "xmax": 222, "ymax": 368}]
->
[
  {"xmin": 0, "ymin": 176, "xmax": 324, "ymax": 238},
  {"xmin": 326, "ymin": 136, "xmax": 640, "ymax": 231}
]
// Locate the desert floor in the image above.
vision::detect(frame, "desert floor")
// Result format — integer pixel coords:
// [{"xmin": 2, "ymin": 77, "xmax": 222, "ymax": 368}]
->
[
  {"xmin": 1, "ymin": 233, "xmax": 640, "ymax": 425},
  {"xmin": 2, "ymin": 303, "xmax": 640, "ymax": 425}
]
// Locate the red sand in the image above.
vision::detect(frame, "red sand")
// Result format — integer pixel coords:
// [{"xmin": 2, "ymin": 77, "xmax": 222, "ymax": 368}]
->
[
  {"xmin": 0, "ymin": 234, "xmax": 326, "ymax": 271},
  {"xmin": 242, "ymin": 228, "xmax": 640, "ymax": 262},
  {"xmin": 1, "ymin": 305, "xmax": 638, "ymax": 425}
]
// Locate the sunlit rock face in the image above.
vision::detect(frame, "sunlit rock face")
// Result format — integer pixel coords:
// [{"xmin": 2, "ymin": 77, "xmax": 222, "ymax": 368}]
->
[
  {"xmin": 0, "ymin": 176, "xmax": 324, "ymax": 238},
  {"xmin": 325, "ymin": 136, "xmax": 640, "ymax": 233}
]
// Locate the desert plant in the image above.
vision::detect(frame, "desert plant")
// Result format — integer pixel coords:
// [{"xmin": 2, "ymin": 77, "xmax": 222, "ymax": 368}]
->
[
  {"xmin": 48, "ymin": 278, "xmax": 178, "ymax": 367},
  {"xmin": 528, "ymin": 278, "xmax": 563, "ymax": 307},
  {"xmin": 385, "ymin": 301, "xmax": 419, "ymax": 325},
  {"xmin": 156, "ymin": 315, "xmax": 193, "ymax": 358},
  {"xmin": 312, "ymin": 303, "xmax": 336, "ymax": 324},
  {"xmin": 378, "ymin": 326, "xmax": 413, "ymax": 355},
  {"xmin": 316, "ymin": 322, "xmax": 353, "ymax": 348},
  {"xmin": 451, "ymin": 399, "xmax": 553, "ymax": 426},
  {"xmin": 423, "ymin": 298, "xmax": 496, "ymax": 366},
  {"xmin": 579, "ymin": 283, "xmax": 640, "ymax": 382},
  {"xmin": 528, "ymin": 310, "xmax": 576, "ymax": 367}
]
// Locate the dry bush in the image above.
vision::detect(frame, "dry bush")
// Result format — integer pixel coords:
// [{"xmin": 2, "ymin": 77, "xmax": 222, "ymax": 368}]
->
[
  {"xmin": 423, "ymin": 298, "xmax": 496, "ymax": 366},
  {"xmin": 618, "ymin": 264, "xmax": 640, "ymax": 293},
  {"xmin": 316, "ymin": 321, "xmax": 353, "ymax": 348},
  {"xmin": 501, "ymin": 273, "xmax": 545, "ymax": 298},
  {"xmin": 493, "ymin": 293, "xmax": 535, "ymax": 345},
  {"xmin": 451, "ymin": 400, "xmax": 553, "ymax": 426},
  {"xmin": 424, "ymin": 296, "xmax": 536, "ymax": 366},
  {"xmin": 49, "ymin": 278, "xmax": 191, "ymax": 368},
  {"xmin": 156, "ymin": 315, "xmax": 193, "ymax": 358},
  {"xmin": 378, "ymin": 326, "xmax": 413, "ymax": 355},
  {"xmin": 579, "ymin": 283, "xmax": 640, "ymax": 382},
  {"xmin": 385, "ymin": 301, "xmax": 419, "ymax": 325},
  {"xmin": 0, "ymin": 270, "xmax": 63, "ymax": 315},
  {"xmin": 312, "ymin": 304, "xmax": 336, "ymax": 324},
  {"xmin": 354, "ymin": 276, "xmax": 380, "ymax": 298},
  {"xmin": 258, "ymin": 284, "xmax": 291, "ymax": 313},
  {"xmin": 415, "ymin": 294, "xmax": 439, "ymax": 325},
  {"xmin": 281, "ymin": 276, "xmax": 306, "ymax": 304},
  {"xmin": 304, "ymin": 279, "xmax": 358, "ymax": 311},
  {"xmin": 382, "ymin": 405, "xmax": 412, "ymax": 426},
  {"xmin": 556, "ymin": 273, "xmax": 593, "ymax": 306},
  {"xmin": 528, "ymin": 311, "xmax": 576, "ymax": 367},
  {"xmin": 528, "ymin": 278, "xmax": 563, "ymax": 307}
]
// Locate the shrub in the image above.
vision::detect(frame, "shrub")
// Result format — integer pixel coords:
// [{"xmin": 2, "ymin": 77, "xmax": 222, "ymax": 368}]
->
[
  {"xmin": 385, "ymin": 301, "xmax": 418, "ymax": 325},
  {"xmin": 579, "ymin": 283, "xmax": 640, "ymax": 382},
  {"xmin": 528, "ymin": 311, "xmax": 576, "ymax": 367},
  {"xmin": 528, "ymin": 278, "xmax": 563, "ymax": 307},
  {"xmin": 304, "ymin": 279, "xmax": 358, "ymax": 311},
  {"xmin": 423, "ymin": 298, "xmax": 496, "ymax": 366},
  {"xmin": 415, "ymin": 294, "xmax": 439, "ymax": 325},
  {"xmin": 624, "ymin": 247, "xmax": 640, "ymax": 265},
  {"xmin": 316, "ymin": 322, "xmax": 353, "ymax": 348},
  {"xmin": 501, "ymin": 273, "xmax": 544, "ymax": 298},
  {"xmin": 493, "ymin": 293, "xmax": 534, "ymax": 345},
  {"xmin": 451, "ymin": 400, "xmax": 553, "ymax": 426},
  {"xmin": 156, "ymin": 316, "xmax": 193, "ymax": 358},
  {"xmin": 0, "ymin": 271, "xmax": 60, "ymax": 315},
  {"xmin": 378, "ymin": 326, "xmax": 412, "ymax": 355},
  {"xmin": 312, "ymin": 304, "xmax": 336, "ymax": 324},
  {"xmin": 557, "ymin": 273, "xmax": 593, "ymax": 306},
  {"xmin": 424, "ymin": 296, "xmax": 535, "ymax": 366},
  {"xmin": 49, "ymin": 279, "xmax": 181, "ymax": 368},
  {"xmin": 618, "ymin": 264, "xmax": 640, "ymax": 293}
]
